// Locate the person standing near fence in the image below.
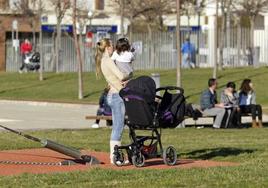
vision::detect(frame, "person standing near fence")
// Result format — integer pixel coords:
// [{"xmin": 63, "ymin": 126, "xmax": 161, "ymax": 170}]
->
[
  {"xmin": 19, "ymin": 39, "xmax": 32, "ymax": 73},
  {"xmin": 181, "ymin": 38, "xmax": 196, "ymax": 68}
]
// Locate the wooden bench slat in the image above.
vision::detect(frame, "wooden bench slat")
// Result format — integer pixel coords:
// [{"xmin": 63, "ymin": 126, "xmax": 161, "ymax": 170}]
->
[{"xmin": 85, "ymin": 115, "xmax": 112, "ymax": 120}]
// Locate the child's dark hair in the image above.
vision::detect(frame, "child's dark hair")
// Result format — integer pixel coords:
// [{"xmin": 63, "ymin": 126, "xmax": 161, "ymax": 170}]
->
[{"xmin": 116, "ymin": 38, "xmax": 130, "ymax": 54}]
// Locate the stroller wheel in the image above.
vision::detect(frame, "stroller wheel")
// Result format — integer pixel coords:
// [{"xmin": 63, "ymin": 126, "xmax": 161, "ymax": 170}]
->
[
  {"xmin": 163, "ymin": 146, "xmax": 177, "ymax": 166},
  {"xmin": 132, "ymin": 153, "xmax": 145, "ymax": 167},
  {"xmin": 113, "ymin": 151, "xmax": 125, "ymax": 167}
]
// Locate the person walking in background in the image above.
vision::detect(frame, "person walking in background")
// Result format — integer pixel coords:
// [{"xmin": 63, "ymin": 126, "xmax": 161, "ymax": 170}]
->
[
  {"xmin": 91, "ymin": 87, "xmax": 112, "ymax": 128},
  {"xmin": 239, "ymin": 79, "xmax": 263, "ymax": 128},
  {"xmin": 246, "ymin": 47, "xmax": 253, "ymax": 66},
  {"xmin": 19, "ymin": 39, "xmax": 32, "ymax": 73},
  {"xmin": 200, "ymin": 78, "xmax": 226, "ymax": 129},
  {"xmin": 220, "ymin": 82, "xmax": 242, "ymax": 128},
  {"xmin": 181, "ymin": 37, "xmax": 196, "ymax": 68}
]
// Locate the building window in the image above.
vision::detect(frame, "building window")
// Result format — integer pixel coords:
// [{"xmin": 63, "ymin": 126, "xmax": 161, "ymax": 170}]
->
[{"xmin": 95, "ymin": 0, "xmax": 104, "ymax": 10}]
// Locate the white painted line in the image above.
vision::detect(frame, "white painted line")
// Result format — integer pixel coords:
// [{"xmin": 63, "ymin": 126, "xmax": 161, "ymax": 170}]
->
[{"xmin": 0, "ymin": 118, "xmax": 22, "ymax": 123}]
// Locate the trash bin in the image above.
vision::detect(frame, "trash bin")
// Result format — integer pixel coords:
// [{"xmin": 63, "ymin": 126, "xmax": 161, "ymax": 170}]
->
[
  {"xmin": 253, "ymin": 46, "xmax": 260, "ymax": 68},
  {"xmin": 151, "ymin": 73, "xmax": 160, "ymax": 95}
]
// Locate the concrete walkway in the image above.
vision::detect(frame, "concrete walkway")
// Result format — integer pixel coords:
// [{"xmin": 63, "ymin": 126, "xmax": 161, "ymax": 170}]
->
[
  {"xmin": 0, "ymin": 100, "xmax": 105, "ymax": 131},
  {"xmin": 0, "ymin": 100, "xmax": 267, "ymax": 130}
]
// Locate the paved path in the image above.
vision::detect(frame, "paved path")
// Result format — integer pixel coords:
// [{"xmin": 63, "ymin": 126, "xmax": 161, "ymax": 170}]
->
[
  {"xmin": 0, "ymin": 100, "xmax": 267, "ymax": 130},
  {"xmin": 0, "ymin": 100, "xmax": 104, "ymax": 131}
]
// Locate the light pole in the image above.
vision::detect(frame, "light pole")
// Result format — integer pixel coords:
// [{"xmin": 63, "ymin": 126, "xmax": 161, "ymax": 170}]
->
[{"xmin": 88, "ymin": 11, "xmax": 93, "ymax": 31}]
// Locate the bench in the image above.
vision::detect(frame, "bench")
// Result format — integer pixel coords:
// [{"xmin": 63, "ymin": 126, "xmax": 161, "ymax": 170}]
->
[
  {"xmin": 85, "ymin": 115, "xmax": 112, "ymax": 121},
  {"xmin": 183, "ymin": 113, "xmax": 252, "ymax": 128},
  {"xmin": 85, "ymin": 113, "xmax": 252, "ymax": 128},
  {"xmin": 85, "ymin": 115, "xmax": 112, "ymax": 126}
]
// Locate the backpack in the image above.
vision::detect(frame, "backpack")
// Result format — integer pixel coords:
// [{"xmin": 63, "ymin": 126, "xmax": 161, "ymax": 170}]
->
[{"xmin": 158, "ymin": 91, "xmax": 186, "ymax": 128}]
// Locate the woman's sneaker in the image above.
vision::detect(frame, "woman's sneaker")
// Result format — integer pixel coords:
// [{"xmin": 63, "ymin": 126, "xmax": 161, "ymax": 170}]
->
[{"xmin": 91, "ymin": 123, "xmax": 99, "ymax": 128}]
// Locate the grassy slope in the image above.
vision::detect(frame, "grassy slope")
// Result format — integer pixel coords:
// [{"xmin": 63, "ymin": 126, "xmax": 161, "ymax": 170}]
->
[
  {"xmin": 0, "ymin": 67, "xmax": 268, "ymax": 106},
  {"xmin": 0, "ymin": 128, "xmax": 268, "ymax": 187}
]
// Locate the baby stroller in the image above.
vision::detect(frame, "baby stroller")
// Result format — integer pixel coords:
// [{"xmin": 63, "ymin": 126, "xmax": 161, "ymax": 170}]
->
[
  {"xmin": 113, "ymin": 76, "xmax": 186, "ymax": 167},
  {"xmin": 24, "ymin": 52, "xmax": 40, "ymax": 71}
]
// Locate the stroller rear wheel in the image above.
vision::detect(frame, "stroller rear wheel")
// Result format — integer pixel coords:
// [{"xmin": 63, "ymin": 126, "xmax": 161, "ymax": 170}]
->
[
  {"xmin": 113, "ymin": 151, "xmax": 125, "ymax": 167},
  {"xmin": 132, "ymin": 153, "xmax": 145, "ymax": 167},
  {"xmin": 163, "ymin": 146, "xmax": 177, "ymax": 166}
]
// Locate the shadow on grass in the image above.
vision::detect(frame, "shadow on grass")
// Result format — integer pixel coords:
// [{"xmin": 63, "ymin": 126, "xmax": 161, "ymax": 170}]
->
[{"xmin": 182, "ymin": 147, "xmax": 257, "ymax": 160}]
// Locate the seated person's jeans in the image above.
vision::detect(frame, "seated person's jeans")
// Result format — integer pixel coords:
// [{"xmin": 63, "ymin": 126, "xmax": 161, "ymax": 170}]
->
[
  {"xmin": 240, "ymin": 104, "xmax": 262, "ymax": 120},
  {"xmin": 203, "ymin": 107, "xmax": 226, "ymax": 128},
  {"xmin": 107, "ymin": 93, "xmax": 125, "ymax": 141}
]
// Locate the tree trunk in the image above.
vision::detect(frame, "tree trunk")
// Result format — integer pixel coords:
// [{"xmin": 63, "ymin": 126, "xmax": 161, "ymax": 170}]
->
[
  {"xmin": 213, "ymin": 0, "xmax": 218, "ymax": 79},
  {"xmin": 55, "ymin": 18, "xmax": 61, "ymax": 73},
  {"xmin": 219, "ymin": 2, "xmax": 225, "ymax": 70},
  {"xmin": 237, "ymin": 19, "xmax": 241, "ymax": 67},
  {"xmin": 176, "ymin": 0, "xmax": 181, "ymax": 87},
  {"xmin": 31, "ymin": 20, "xmax": 36, "ymax": 51},
  {"xmin": 147, "ymin": 23, "xmax": 154, "ymax": 69},
  {"xmin": 250, "ymin": 17, "xmax": 255, "ymax": 49},
  {"xmin": 120, "ymin": 0, "xmax": 124, "ymax": 37},
  {"xmin": 226, "ymin": 0, "xmax": 231, "ymax": 66},
  {"xmin": 129, "ymin": 16, "xmax": 133, "ymax": 42},
  {"xmin": 72, "ymin": 0, "xmax": 84, "ymax": 99},
  {"xmin": 38, "ymin": 0, "xmax": 43, "ymax": 81}
]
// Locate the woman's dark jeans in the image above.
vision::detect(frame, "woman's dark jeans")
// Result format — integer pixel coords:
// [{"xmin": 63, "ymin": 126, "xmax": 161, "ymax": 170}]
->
[{"xmin": 240, "ymin": 104, "xmax": 262, "ymax": 121}]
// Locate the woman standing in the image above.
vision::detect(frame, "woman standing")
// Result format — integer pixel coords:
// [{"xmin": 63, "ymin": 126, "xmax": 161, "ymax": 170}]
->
[
  {"xmin": 95, "ymin": 38, "xmax": 128, "ymax": 164},
  {"xmin": 239, "ymin": 79, "xmax": 263, "ymax": 128}
]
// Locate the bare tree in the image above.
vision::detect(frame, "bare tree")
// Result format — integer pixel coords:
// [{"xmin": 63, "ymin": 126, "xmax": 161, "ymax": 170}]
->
[
  {"xmin": 72, "ymin": 0, "xmax": 84, "ymax": 99},
  {"xmin": 49, "ymin": 0, "xmax": 70, "ymax": 73},
  {"xmin": 38, "ymin": 0, "xmax": 44, "ymax": 81},
  {"xmin": 213, "ymin": 0, "xmax": 219, "ymax": 79},
  {"xmin": 176, "ymin": 0, "xmax": 182, "ymax": 87},
  {"xmin": 14, "ymin": 0, "xmax": 44, "ymax": 80},
  {"xmin": 218, "ymin": 0, "xmax": 233, "ymax": 70},
  {"xmin": 235, "ymin": 0, "xmax": 268, "ymax": 49},
  {"xmin": 14, "ymin": 0, "xmax": 39, "ymax": 49}
]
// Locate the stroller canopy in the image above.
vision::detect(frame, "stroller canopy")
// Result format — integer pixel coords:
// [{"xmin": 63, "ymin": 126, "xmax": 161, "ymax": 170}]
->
[
  {"xmin": 120, "ymin": 76, "xmax": 156, "ymax": 127},
  {"xmin": 121, "ymin": 76, "xmax": 156, "ymax": 104}
]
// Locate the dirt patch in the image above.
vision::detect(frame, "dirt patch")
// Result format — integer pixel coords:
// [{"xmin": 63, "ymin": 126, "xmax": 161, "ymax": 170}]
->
[{"xmin": 0, "ymin": 148, "xmax": 238, "ymax": 176}]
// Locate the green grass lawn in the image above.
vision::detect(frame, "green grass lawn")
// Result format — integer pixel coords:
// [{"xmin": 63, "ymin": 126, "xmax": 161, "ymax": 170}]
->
[
  {"xmin": 0, "ymin": 67, "xmax": 268, "ymax": 106},
  {"xmin": 0, "ymin": 127, "xmax": 268, "ymax": 187}
]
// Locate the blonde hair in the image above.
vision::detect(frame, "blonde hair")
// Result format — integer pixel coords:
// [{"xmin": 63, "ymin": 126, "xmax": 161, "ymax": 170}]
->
[{"xmin": 95, "ymin": 38, "xmax": 112, "ymax": 79}]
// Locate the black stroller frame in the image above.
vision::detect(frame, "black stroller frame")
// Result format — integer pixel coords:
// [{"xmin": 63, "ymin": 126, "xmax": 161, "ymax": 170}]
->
[{"xmin": 113, "ymin": 83, "xmax": 184, "ymax": 167}]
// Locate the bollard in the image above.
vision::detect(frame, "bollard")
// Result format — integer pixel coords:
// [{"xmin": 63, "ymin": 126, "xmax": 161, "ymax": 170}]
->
[{"xmin": 151, "ymin": 73, "xmax": 160, "ymax": 95}]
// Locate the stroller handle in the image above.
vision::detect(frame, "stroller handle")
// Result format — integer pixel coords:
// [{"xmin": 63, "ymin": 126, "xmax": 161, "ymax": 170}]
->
[{"xmin": 156, "ymin": 86, "xmax": 184, "ymax": 94}]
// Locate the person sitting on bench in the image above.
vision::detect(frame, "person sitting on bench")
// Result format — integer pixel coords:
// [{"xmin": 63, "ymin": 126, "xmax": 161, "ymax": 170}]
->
[
  {"xmin": 220, "ymin": 82, "xmax": 242, "ymax": 128},
  {"xmin": 91, "ymin": 87, "xmax": 112, "ymax": 128},
  {"xmin": 239, "ymin": 79, "xmax": 263, "ymax": 128},
  {"xmin": 200, "ymin": 78, "xmax": 226, "ymax": 129}
]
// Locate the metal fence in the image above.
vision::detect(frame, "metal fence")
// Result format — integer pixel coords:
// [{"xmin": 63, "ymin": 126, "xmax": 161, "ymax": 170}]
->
[{"xmin": 5, "ymin": 28, "xmax": 267, "ymax": 72}]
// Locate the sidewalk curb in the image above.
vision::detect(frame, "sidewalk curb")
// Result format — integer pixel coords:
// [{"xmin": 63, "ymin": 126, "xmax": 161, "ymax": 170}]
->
[{"xmin": 0, "ymin": 100, "xmax": 98, "ymax": 109}]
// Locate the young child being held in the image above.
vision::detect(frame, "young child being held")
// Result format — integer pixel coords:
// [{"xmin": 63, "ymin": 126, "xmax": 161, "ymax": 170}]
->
[{"xmin": 111, "ymin": 38, "xmax": 135, "ymax": 81}]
